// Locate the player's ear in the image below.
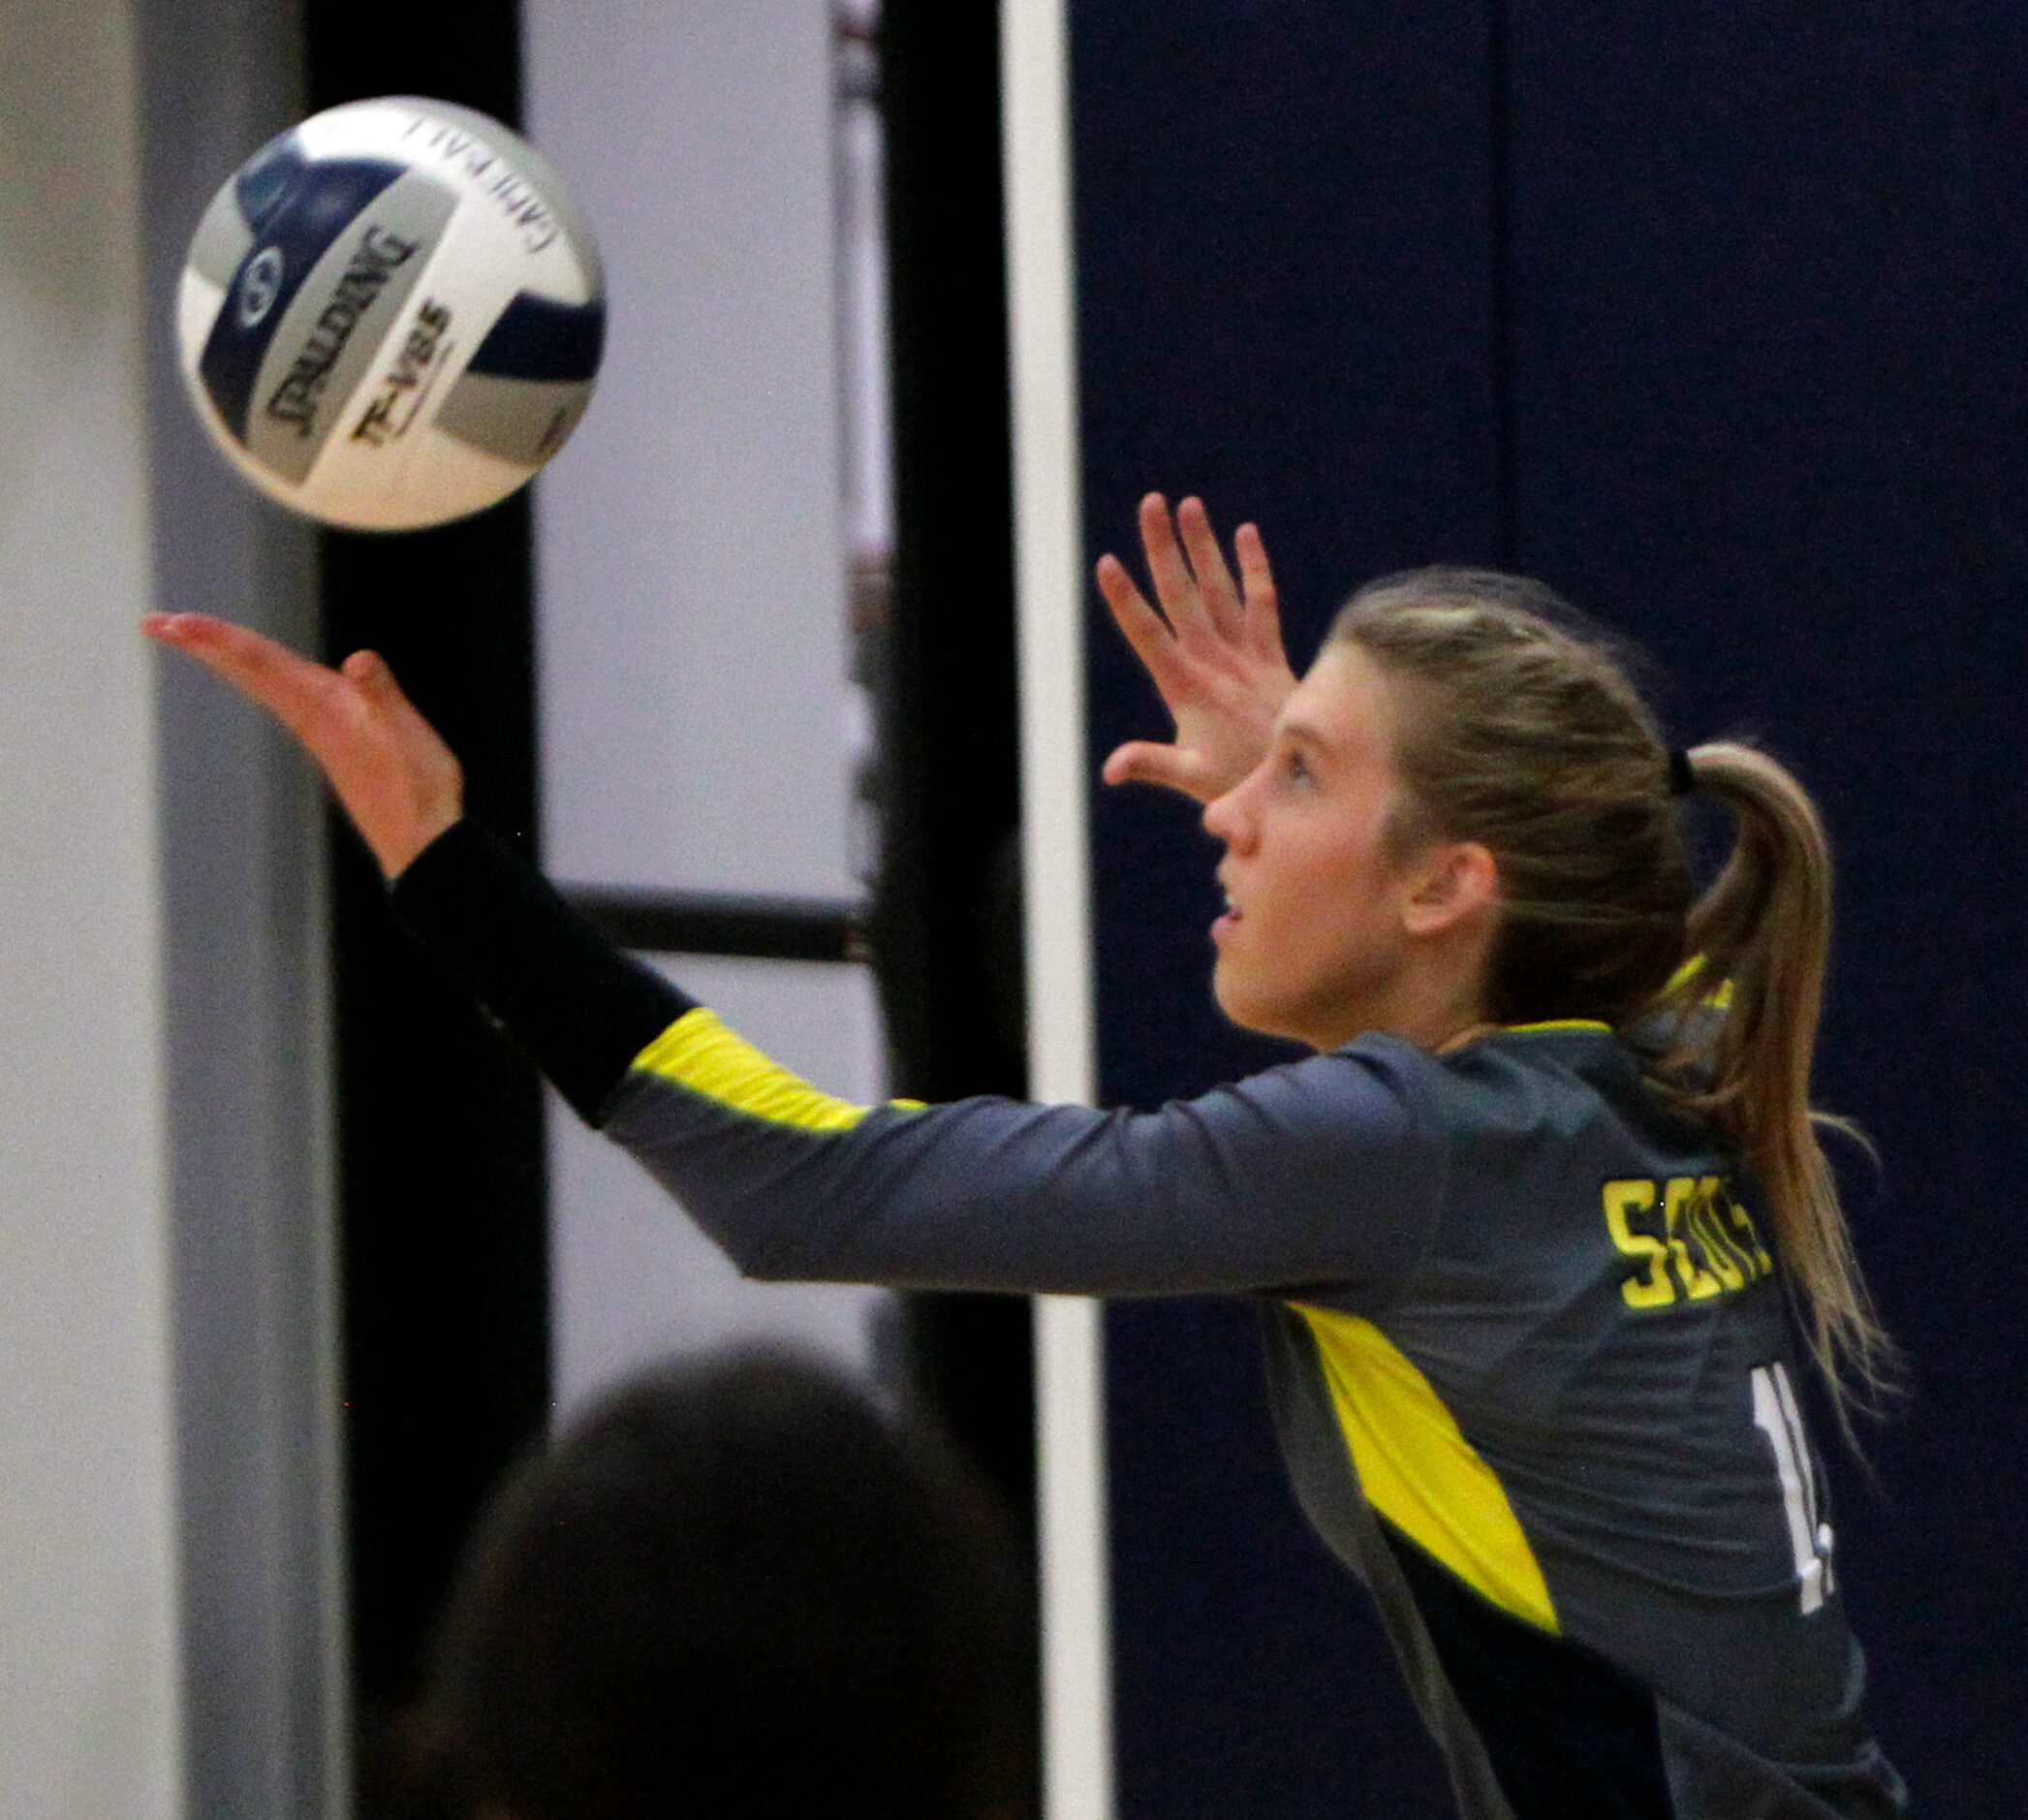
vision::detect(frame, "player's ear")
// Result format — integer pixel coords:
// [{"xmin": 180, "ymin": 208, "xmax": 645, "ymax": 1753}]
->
[{"xmin": 1401, "ymin": 840, "xmax": 1499, "ymax": 938}]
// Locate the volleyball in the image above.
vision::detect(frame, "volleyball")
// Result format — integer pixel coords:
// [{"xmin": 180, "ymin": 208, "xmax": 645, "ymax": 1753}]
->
[{"xmin": 174, "ymin": 97, "xmax": 605, "ymax": 532}]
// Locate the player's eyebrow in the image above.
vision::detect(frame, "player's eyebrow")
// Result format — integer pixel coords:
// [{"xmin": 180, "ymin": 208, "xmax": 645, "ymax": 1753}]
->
[{"xmin": 1274, "ymin": 717, "xmax": 1335, "ymax": 754}]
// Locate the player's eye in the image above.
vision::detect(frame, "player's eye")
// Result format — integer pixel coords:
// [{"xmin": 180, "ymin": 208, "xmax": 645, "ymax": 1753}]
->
[{"xmin": 1282, "ymin": 748, "xmax": 1315, "ymax": 788}]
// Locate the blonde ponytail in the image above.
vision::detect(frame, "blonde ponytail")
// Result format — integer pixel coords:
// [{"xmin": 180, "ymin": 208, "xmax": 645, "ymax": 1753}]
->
[
  {"xmin": 1658, "ymin": 743, "xmax": 1898, "ymax": 1421},
  {"xmin": 1330, "ymin": 572, "xmax": 1896, "ymax": 1428}
]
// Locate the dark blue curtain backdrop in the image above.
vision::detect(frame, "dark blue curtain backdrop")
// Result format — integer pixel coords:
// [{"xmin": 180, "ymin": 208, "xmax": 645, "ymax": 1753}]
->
[{"xmin": 1072, "ymin": 4, "xmax": 2028, "ymax": 1814}]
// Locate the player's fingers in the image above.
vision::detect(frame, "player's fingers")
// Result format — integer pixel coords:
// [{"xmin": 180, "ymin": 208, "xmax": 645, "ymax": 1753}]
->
[
  {"xmin": 1097, "ymin": 552, "xmax": 1189, "ymax": 693},
  {"xmin": 1102, "ymin": 739, "xmax": 1213, "ymax": 800},
  {"xmin": 1138, "ymin": 491, "xmax": 1214, "ymax": 643},
  {"xmin": 1177, "ymin": 497, "xmax": 1243, "ymax": 642},
  {"xmin": 142, "ymin": 612, "xmax": 348, "ymax": 742},
  {"xmin": 1233, "ymin": 523, "xmax": 1287, "ymax": 661}
]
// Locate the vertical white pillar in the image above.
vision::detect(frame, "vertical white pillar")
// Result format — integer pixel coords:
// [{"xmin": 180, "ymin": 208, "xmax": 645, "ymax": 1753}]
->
[{"xmin": 1001, "ymin": 3, "xmax": 1115, "ymax": 1815}]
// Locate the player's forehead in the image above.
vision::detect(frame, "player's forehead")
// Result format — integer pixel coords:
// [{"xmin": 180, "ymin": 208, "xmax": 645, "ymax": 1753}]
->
[{"xmin": 1277, "ymin": 643, "xmax": 1402, "ymax": 769}]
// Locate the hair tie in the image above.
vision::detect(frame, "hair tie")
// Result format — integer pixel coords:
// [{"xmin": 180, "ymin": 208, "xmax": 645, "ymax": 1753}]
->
[{"xmin": 1666, "ymin": 749, "xmax": 1697, "ymax": 797}]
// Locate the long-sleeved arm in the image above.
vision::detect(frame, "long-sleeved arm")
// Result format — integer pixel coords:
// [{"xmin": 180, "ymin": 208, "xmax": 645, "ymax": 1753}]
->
[
  {"xmin": 391, "ymin": 819, "xmax": 1448, "ymax": 1304},
  {"xmin": 390, "ymin": 816, "xmax": 689, "ymax": 1123}
]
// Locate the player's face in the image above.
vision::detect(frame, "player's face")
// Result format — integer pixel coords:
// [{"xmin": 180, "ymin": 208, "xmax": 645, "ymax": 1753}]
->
[{"xmin": 1201, "ymin": 643, "xmax": 1427, "ymax": 1050}]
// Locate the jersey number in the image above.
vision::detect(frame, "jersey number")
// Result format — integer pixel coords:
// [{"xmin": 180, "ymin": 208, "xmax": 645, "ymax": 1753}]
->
[{"xmin": 1751, "ymin": 1362, "xmax": 1834, "ymax": 1616}]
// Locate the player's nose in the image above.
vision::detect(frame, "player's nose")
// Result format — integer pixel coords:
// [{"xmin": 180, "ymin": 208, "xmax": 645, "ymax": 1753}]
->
[{"xmin": 1202, "ymin": 771, "xmax": 1258, "ymax": 854}]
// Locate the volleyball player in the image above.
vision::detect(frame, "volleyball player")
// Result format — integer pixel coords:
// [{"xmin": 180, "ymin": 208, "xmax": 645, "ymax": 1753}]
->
[{"xmin": 141, "ymin": 494, "xmax": 1907, "ymax": 1817}]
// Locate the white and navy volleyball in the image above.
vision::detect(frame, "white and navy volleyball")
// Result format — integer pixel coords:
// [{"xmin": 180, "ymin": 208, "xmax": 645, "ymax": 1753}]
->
[{"xmin": 175, "ymin": 96, "xmax": 605, "ymax": 531}]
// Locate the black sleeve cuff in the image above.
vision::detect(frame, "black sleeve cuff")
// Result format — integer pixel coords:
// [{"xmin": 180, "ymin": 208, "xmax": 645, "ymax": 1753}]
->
[{"xmin": 389, "ymin": 818, "xmax": 694, "ymax": 1126}]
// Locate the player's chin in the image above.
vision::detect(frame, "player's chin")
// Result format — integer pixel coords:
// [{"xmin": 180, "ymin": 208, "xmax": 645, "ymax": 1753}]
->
[{"xmin": 1210, "ymin": 959, "xmax": 1292, "ymax": 1044}]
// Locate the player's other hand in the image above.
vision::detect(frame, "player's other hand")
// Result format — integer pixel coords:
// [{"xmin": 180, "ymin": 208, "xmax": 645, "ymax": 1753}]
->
[
  {"xmin": 1097, "ymin": 492, "xmax": 1297, "ymax": 804},
  {"xmin": 141, "ymin": 612, "xmax": 463, "ymax": 880}
]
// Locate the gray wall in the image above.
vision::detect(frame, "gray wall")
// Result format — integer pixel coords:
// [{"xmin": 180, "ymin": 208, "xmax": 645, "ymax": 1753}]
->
[
  {"xmin": 0, "ymin": 2, "xmax": 181, "ymax": 1808},
  {"xmin": 0, "ymin": 0, "xmax": 348, "ymax": 1813},
  {"xmin": 136, "ymin": 2, "xmax": 351, "ymax": 1814}
]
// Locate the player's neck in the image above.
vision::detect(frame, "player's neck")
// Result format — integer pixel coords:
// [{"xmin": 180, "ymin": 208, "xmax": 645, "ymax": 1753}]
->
[{"xmin": 1303, "ymin": 966, "xmax": 1493, "ymax": 1056}]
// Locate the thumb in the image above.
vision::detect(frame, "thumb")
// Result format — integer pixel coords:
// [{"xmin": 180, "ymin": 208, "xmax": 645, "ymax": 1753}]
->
[
  {"xmin": 1102, "ymin": 740, "xmax": 1214, "ymax": 800},
  {"xmin": 341, "ymin": 648, "xmax": 405, "ymax": 701},
  {"xmin": 338, "ymin": 646, "xmax": 461, "ymax": 778}
]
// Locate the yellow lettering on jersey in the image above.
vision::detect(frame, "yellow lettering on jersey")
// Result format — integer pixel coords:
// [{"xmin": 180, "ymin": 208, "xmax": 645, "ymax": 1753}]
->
[
  {"xmin": 1664, "ymin": 1177, "xmax": 1725, "ymax": 1301},
  {"xmin": 1604, "ymin": 1175, "xmax": 1772, "ymax": 1310},
  {"xmin": 1603, "ymin": 1179, "xmax": 1676, "ymax": 1307},
  {"xmin": 1715, "ymin": 1177, "xmax": 1774, "ymax": 1276},
  {"xmin": 1686, "ymin": 1179, "xmax": 1746, "ymax": 1290},
  {"xmin": 1695, "ymin": 1177, "xmax": 1760, "ymax": 1290}
]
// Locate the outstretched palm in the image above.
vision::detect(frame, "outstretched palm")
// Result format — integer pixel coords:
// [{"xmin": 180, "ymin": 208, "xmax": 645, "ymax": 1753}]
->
[
  {"xmin": 1097, "ymin": 492, "xmax": 1296, "ymax": 804},
  {"xmin": 140, "ymin": 612, "xmax": 463, "ymax": 879}
]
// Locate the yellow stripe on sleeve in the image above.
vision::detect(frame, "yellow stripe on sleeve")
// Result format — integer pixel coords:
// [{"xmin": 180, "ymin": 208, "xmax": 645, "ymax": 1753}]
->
[
  {"xmin": 631, "ymin": 1007, "xmax": 881, "ymax": 1133},
  {"xmin": 1295, "ymin": 1303, "xmax": 1559, "ymax": 1633}
]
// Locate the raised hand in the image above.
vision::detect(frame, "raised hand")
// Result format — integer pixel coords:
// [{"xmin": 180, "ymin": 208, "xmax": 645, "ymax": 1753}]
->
[
  {"xmin": 140, "ymin": 612, "xmax": 463, "ymax": 879},
  {"xmin": 1097, "ymin": 492, "xmax": 1296, "ymax": 803}
]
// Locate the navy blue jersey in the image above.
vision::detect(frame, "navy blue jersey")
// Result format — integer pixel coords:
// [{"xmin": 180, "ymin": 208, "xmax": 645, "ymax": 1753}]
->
[{"xmin": 393, "ymin": 820, "xmax": 1907, "ymax": 1819}]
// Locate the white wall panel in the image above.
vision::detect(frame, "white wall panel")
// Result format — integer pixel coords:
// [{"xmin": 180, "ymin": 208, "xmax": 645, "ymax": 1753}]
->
[{"xmin": 524, "ymin": 1, "xmax": 855, "ymax": 898}]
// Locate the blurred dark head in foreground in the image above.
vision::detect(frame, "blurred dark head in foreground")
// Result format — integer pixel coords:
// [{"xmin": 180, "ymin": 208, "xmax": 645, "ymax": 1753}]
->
[{"xmin": 382, "ymin": 1350, "xmax": 1034, "ymax": 1819}]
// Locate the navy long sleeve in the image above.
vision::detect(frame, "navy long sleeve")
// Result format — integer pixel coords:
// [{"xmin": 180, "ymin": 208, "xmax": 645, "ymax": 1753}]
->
[
  {"xmin": 388, "ymin": 816, "xmax": 1443, "ymax": 1302},
  {"xmin": 390, "ymin": 817, "xmax": 688, "ymax": 1125}
]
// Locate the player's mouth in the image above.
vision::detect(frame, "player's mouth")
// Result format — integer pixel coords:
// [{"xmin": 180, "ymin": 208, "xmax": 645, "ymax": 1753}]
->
[{"xmin": 1212, "ymin": 884, "xmax": 1243, "ymax": 945}]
